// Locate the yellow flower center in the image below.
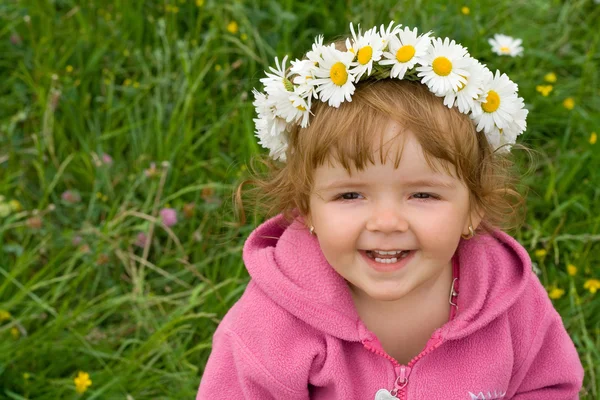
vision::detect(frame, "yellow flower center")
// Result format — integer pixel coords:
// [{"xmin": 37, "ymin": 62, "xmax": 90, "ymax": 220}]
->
[
  {"xmin": 296, "ymin": 105, "xmax": 307, "ymax": 111},
  {"xmin": 500, "ymin": 46, "xmax": 510, "ymax": 54},
  {"xmin": 396, "ymin": 45, "xmax": 416, "ymax": 63},
  {"xmin": 330, "ymin": 62, "xmax": 348, "ymax": 86},
  {"xmin": 357, "ymin": 46, "xmax": 373, "ymax": 65},
  {"xmin": 482, "ymin": 90, "xmax": 501, "ymax": 113},
  {"xmin": 432, "ymin": 56, "xmax": 452, "ymax": 76}
]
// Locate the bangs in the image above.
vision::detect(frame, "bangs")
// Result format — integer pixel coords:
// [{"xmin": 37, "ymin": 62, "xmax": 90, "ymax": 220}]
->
[
  {"xmin": 290, "ymin": 79, "xmax": 476, "ymax": 179},
  {"xmin": 304, "ymin": 97, "xmax": 407, "ymax": 174}
]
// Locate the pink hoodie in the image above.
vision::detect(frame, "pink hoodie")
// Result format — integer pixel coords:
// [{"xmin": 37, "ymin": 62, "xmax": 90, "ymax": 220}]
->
[{"xmin": 197, "ymin": 214, "xmax": 583, "ymax": 399}]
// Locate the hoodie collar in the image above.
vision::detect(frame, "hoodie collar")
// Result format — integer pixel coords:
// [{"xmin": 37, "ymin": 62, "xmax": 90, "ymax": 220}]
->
[{"xmin": 243, "ymin": 214, "xmax": 532, "ymax": 342}]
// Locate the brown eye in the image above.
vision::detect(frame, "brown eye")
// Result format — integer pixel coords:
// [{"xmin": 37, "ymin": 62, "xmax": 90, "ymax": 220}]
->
[
  {"xmin": 412, "ymin": 193, "xmax": 437, "ymax": 200},
  {"xmin": 338, "ymin": 192, "xmax": 362, "ymax": 200}
]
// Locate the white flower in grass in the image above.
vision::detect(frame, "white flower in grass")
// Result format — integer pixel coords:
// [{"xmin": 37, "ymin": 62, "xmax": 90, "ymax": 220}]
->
[
  {"xmin": 379, "ymin": 27, "xmax": 432, "ymax": 79},
  {"xmin": 310, "ymin": 44, "xmax": 356, "ymax": 107},
  {"xmin": 346, "ymin": 23, "xmax": 384, "ymax": 80},
  {"xmin": 416, "ymin": 37, "xmax": 472, "ymax": 96},
  {"xmin": 470, "ymin": 69, "xmax": 524, "ymax": 143},
  {"xmin": 488, "ymin": 34, "xmax": 523, "ymax": 57},
  {"xmin": 441, "ymin": 58, "xmax": 486, "ymax": 114},
  {"xmin": 378, "ymin": 21, "xmax": 403, "ymax": 49}
]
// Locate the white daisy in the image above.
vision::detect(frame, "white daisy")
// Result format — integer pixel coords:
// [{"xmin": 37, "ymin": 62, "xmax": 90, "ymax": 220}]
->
[
  {"xmin": 346, "ymin": 23, "xmax": 384, "ymax": 80},
  {"xmin": 309, "ymin": 43, "xmax": 356, "ymax": 107},
  {"xmin": 470, "ymin": 69, "xmax": 522, "ymax": 138},
  {"xmin": 306, "ymin": 34, "xmax": 325, "ymax": 61},
  {"xmin": 253, "ymin": 89, "xmax": 287, "ymax": 138},
  {"xmin": 254, "ymin": 116, "xmax": 288, "ymax": 161},
  {"xmin": 269, "ymin": 86, "xmax": 311, "ymax": 127},
  {"xmin": 496, "ymin": 100, "xmax": 528, "ymax": 150},
  {"xmin": 488, "ymin": 34, "xmax": 523, "ymax": 57},
  {"xmin": 378, "ymin": 21, "xmax": 402, "ymax": 49},
  {"xmin": 290, "ymin": 59, "xmax": 318, "ymax": 100},
  {"xmin": 260, "ymin": 56, "xmax": 291, "ymax": 96},
  {"xmin": 441, "ymin": 58, "xmax": 485, "ymax": 114},
  {"xmin": 258, "ymin": 56, "xmax": 311, "ymax": 128},
  {"xmin": 379, "ymin": 27, "xmax": 432, "ymax": 79},
  {"xmin": 416, "ymin": 37, "xmax": 472, "ymax": 96}
]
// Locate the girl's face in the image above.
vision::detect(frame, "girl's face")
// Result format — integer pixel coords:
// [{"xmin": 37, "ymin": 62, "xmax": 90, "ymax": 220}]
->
[{"xmin": 307, "ymin": 120, "xmax": 481, "ymax": 303}]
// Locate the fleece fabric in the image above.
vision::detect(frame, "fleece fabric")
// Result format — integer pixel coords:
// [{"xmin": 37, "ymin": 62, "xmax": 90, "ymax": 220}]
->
[{"xmin": 197, "ymin": 214, "xmax": 584, "ymax": 400}]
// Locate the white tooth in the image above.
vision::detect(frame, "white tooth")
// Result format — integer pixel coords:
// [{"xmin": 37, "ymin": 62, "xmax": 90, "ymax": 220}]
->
[
  {"xmin": 374, "ymin": 250, "xmax": 402, "ymax": 255},
  {"xmin": 374, "ymin": 257, "xmax": 398, "ymax": 263}
]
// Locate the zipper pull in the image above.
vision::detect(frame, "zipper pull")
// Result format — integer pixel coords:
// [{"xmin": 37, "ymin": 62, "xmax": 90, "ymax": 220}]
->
[{"xmin": 374, "ymin": 366, "xmax": 412, "ymax": 399}]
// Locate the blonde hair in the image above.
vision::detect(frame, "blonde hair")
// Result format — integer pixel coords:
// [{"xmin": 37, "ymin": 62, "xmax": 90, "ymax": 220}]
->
[{"xmin": 235, "ymin": 78, "xmax": 530, "ymax": 236}]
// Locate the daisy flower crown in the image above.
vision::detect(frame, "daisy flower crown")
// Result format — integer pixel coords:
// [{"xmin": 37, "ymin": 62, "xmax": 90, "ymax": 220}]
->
[{"xmin": 253, "ymin": 22, "xmax": 528, "ymax": 162}]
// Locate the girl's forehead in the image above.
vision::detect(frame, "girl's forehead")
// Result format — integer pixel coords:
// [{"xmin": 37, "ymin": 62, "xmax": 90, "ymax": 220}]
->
[{"xmin": 316, "ymin": 127, "xmax": 457, "ymax": 178}]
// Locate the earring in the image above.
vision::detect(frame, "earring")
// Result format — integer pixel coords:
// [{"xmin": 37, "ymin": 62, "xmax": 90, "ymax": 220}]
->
[
  {"xmin": 461, "ymin": 225, "xmax": 475, "ymax": 240},
  {"xmin": 309, "ymin": 226, "xmax": 315, "ymax": 235}
]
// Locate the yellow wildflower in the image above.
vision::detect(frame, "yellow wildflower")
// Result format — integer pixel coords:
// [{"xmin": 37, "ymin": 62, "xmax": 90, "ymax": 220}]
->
[
  {"xmin": 66, "ymin": 65, "xmax": 74, "ymax": 73},
  {"xmin": 74, "ymin": 371, "xmax": 92, "ymax": 394},
  {"xmin": 547, "ymin": 286, "xmax": 565, "ymax": 300},
  {"xmin": 534, "ymin": 249, "xmax": 547, "ymax": 258},
  {"xmin": 590, "ymin": 132, "xmax": 597, "ymax": 145},
  {"xmin": 562, "ymin": 97, "xmax": 575, "ymax": 110},
  {"xmin": 11, "ymin": 327, "xmax": 20, "ymax": 339},
  {"xmin": 461, "ymin": 6, "xmax": 470, "ymax": 15},
  {"xmin": 535, "ymin": 85, "xmax": 553, "ymax": 97},
  {"xmin": 196, "ymin": 0, "xmax": 204, "ymax": 6},
  {"xmin": 544, "ymin": 72, "xmax": 557, "ymax": 83},
  {"xmin": 23, "ymin": 372, "xmax": 30, "ymax": 380},
  {"xmin": 227, "ymin": 21, "xmax": 239, "ymax": 34},
  {"xmin": 241, "ymin": 33, "xmax": 248, "ymax": 41},
  {"xmin": 215, "ymin": 64, "xmax": 222, "ymax": 71},
  {"xmin": 133, "ymin": 81, "xmax": 140, "ymax": 88},
  {"xmin": 123, "ymin": 78, "xmax": 132, "ymax": 87},
  {"xmin": 567, "ymin": 264, "xmax": 577, "ymax": 276},
  {"xmin": 0, "ymin": 310, "xmax": 11, "ymax": 322},
  {"xmin": 584, "ymin": 279, "xmax": 600, "ymax": 294},
  {"xmin": 9, "ymin": 199, "xmax": 22, "ymax": 211}
]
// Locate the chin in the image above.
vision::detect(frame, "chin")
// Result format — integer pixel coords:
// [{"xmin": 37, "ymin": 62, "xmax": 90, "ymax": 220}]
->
[{"xmin": 364, "ymin": 286, "xmax": 410, "ymax": 302}]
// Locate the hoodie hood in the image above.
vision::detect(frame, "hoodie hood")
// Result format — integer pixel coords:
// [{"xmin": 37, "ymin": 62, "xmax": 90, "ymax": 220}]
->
[{"xmin": 242, "ymin": 214, "xmax": 532, "ymax": 343}]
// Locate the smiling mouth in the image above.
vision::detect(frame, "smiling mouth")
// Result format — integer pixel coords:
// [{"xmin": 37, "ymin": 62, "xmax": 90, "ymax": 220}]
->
[{"xmin": 365, "ymin": 250, "xmax": 412, "ymax": 263}]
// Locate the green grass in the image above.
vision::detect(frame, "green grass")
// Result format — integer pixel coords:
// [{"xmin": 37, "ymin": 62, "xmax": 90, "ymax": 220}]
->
[{"xmin": 0, "ymin": 0, "xmax": 599, "ymax": 398}]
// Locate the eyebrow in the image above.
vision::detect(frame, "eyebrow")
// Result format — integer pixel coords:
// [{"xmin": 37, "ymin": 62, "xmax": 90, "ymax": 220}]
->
[{"xmin": 320, "ymin": 178, "xmax": 457, "ymax": 191}]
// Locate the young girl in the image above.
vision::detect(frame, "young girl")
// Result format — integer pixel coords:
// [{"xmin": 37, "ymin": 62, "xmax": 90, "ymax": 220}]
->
[{"xmin": 197, "ymin": 22, "xmax": 584, "ymax": 399}]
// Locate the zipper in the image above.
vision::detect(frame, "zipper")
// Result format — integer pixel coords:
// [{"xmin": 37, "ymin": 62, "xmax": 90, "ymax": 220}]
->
[{"xmin": 362, "ymin": 326, "xmax": 446, "ymax": 399}]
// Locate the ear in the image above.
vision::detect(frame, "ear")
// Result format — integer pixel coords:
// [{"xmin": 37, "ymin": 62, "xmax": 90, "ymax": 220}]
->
[{"xmin": 464, "ymin": 201, "xmax": 484, "ymax": 236}]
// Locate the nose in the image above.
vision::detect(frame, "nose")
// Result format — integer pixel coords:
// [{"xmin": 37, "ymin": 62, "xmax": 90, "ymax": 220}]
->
[{"xmin": 365, "ymin": 200, "xmax": 409, "ymax": 233}]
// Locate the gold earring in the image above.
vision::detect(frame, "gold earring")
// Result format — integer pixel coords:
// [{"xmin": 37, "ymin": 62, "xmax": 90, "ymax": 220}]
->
[
  {"xmin": 309, "ymin": 226, "xmax": 315, "ymax": 235},
  {"xmin": 461, "ymin": 225, "xmax": 474, "ymax": 240}
]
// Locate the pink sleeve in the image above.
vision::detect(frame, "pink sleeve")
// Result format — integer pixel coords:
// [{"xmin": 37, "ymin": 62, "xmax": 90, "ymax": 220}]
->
[
  {"xmin": 510, "ymin": 307, "xmax": 584, "ymax": 399},
  {"xmin": 196, "ymin": 327, "xmax": 310, "ymax": 400}
]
